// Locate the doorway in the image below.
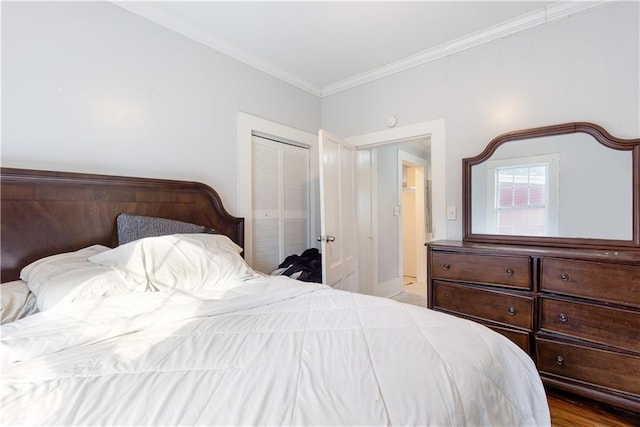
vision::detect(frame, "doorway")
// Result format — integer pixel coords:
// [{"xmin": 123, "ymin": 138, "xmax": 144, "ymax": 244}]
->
[
  {"xmin": 399, "ymin": 153, "xmax": 429, "ymax": 307},
  {"xmin": 355, "ymin": 138, "xmax": 431, "ymax": 299},
  {"xmin": 402, "ymin": 163, "xmax": 420, "ymax": 283},
  {"xmin": 401, "ymin": 159, "xmax": 426, "ymax": 279},
  {"xmin": 346, "ymin": 118, "xmax": 445, "ymax": 302}
]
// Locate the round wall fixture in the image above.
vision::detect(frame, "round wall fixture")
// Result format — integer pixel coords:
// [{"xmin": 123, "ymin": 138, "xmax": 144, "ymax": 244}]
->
[{"xmin": 386, "ymin": 115, "xmax": 397, "ymax": 128}]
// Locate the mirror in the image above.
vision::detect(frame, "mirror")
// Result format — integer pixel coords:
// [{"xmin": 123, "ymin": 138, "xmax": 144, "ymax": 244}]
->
[{"xmin": 464, "ymin": 122, "xmax": 640, "ymax": 249}]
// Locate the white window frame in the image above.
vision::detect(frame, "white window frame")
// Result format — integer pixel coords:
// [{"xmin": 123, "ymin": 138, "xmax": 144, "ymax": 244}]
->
[{"xmin": 486, "ymin": 153, "xmax": 560, "ymax": 236}]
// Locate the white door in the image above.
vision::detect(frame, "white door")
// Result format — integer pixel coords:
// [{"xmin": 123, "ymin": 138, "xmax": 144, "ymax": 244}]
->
[
  {"xmin": 251, "ymin": 135, "xmax": 310, "ymax": 274},
  {"xmin": 318, "ymin": 130, "xmax": 357, "ymax": 291}
]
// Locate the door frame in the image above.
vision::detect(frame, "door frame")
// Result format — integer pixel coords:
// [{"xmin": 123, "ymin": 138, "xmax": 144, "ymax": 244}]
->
[
  {"xmin": 346, "ymin": 118, "xmax": 446, "ymax": 297},
  {"xmin": 237, "ymin": 112, "xmax": 318, "ymax": 267},
  {"xmin": 398, "ymin": 150, "xmax": 428, "ymax": 285}
]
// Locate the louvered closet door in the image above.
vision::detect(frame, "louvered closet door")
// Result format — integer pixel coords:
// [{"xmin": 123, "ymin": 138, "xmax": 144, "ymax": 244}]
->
[{"xmin": 251, "ymin": 135, "xmax": 310, "ymax": 274}]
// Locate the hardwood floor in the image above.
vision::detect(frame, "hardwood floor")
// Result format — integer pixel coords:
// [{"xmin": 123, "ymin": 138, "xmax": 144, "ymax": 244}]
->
[{"xmin": 548, "ymin": 390, "xmax": 640, "ymax": 426}]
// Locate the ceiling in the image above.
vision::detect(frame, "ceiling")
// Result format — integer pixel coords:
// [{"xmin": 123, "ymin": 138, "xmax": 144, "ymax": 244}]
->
[{"xmin": 114, "ymin": 1, "xmax": 602, "ymax": 97}]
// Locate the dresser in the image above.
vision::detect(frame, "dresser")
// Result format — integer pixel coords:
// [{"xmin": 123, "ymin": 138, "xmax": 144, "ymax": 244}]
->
[{"xmin": 427, "ymin": 240, "xmax": 640, "ymax": 413}]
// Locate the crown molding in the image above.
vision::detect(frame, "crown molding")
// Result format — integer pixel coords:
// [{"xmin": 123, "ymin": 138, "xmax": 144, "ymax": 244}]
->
[
  {"xmin": 113, "ymin": 1, "xmax": 608, "ymax": 99},
  {"xmin": 112, "ymin": 1, "xmax": 323, "ymax": 97},
  {"xmin": 321, "ymin": 1, "xmax": 609, "ymax": 97}
]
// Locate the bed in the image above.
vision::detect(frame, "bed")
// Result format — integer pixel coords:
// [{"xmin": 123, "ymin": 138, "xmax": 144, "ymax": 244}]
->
[{"xmin": 0, "ymin": 167, "xmax": 550, "ymax": 426}]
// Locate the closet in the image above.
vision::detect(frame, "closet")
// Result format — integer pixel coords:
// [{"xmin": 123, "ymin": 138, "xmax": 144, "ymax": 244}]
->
[{"xmin": 251, "ymin": 135, "xmax": 310, "ymax": 274}]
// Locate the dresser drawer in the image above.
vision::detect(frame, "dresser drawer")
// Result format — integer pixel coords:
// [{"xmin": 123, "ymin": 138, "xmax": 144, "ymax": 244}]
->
[
  {"xmin": 433, "ymin": 281, "xmax": 533, "ymax": 330},
  {"xmin": 541, "ymin": 258, "xmax": 640, "ymax": 308},
  {"xmin": 540, "ymin": 298, "xmax": 640, "ymax": 353},
  {"xmin": 432, "ymin": 251, "xmax": 531, "ymax": 289},
  {"xmin": 536, "ymin": 338, "xmax": 640, "ymax": 397}
]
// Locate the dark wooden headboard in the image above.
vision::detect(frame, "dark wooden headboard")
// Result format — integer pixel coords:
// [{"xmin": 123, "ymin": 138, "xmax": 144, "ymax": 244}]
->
[{"xmin": 1, "ymin": 168, "xmax": 244, "ymax": 282}]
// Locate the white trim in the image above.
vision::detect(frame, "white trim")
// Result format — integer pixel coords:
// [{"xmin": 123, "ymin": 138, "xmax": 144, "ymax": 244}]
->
[
  {"xmin": 112, "ymin": 1, "xmax": 321, "ymax": 97},
  {"xmin": 237, "ymin": 112, "xmax": 317, "ymax": 267},
  {"xmin": 320, "ymin": 1, "xmax": 607, "ymax": 96},
  {"xmin": 113, "ymin": 1, "xmax": 607, "ymax": 98},
  {"xmin": 348, "ymin": 121, "xmax": 440, "ymax": 148}
]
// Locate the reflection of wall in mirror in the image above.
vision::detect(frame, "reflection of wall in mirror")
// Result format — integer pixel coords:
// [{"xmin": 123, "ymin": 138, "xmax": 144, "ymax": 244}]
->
[{"xmin": 471, "ymin": 133, "xmax": 633, "ymax": 240}]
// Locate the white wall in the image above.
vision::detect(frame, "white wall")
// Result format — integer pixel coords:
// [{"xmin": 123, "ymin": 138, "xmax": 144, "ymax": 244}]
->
[
  {"xmin": 376, "ymin": 143, "xmax": 398, "ymax": 284},
  {"xmin": 3, "ymin": 1, "xmax": 638, "ymax": 261},
  {"xmin": 1, "ymin": 1, "xmax": 320, "ymax": 214},
  {"xmin": 321, "ymin": 2, "xmax": 640, "ymax": 240}
]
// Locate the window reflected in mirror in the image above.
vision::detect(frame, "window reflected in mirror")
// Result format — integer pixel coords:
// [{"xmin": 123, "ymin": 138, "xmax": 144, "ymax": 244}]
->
[
  {"xmin": 487, "ymin": 153, "xmax": 559, "ymax": 236},
  {"xmin": 470, "ymin": 132, "xmax": 633, "ymax": 240}
]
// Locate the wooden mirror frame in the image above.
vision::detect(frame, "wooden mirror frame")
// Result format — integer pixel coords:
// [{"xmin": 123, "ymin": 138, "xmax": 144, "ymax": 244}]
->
[{"xmin": 463, "ymin": 122, "xmax": 640, "ymax": 250}]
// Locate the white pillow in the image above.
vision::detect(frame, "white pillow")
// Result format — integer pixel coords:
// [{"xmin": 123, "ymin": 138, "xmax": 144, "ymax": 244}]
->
[
  {"xmin": 1, "ymin": 280, "xmax": 39, "ymax": 324},
  {"xmin": 20, "ymin": 245, "xmax": 146, "ymax": 311},
  {"xmin": 89, "ymin": 234, "xmax": 259, "ymax": 292}
]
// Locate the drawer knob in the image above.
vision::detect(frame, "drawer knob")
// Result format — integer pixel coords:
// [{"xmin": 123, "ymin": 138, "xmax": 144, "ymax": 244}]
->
[
  {"xmin": 560, "ymin": 273, "xmax": 570, "ymax": 282},
  {"xmin": 505, "ymin": 268, "xmax": 514, "ymax": 276},
  {"xmin": 559, "ymin": 313, "xmax": 568, "ymax": 323},
  {"xmin": 555, "ymin": 355, "xmax": 565, "ymax": 366},
  {"xmin": 443, "ymin": 263, "xmax": 451, "ymax": 270},
  {"xmin": 507, "ymin": 306, "xmax": 517, "ymax": 316}
]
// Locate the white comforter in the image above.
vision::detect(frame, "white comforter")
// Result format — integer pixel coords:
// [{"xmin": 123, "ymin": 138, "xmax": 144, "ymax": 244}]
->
[{"xmin": 1, "ymin": 276, "xmax": 550, "ymax": 426}]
